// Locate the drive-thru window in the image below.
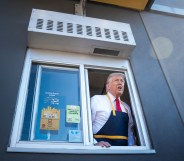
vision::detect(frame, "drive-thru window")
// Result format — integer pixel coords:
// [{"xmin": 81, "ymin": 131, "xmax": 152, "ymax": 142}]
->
[{"xmin": 8, "ymin": 49, "xmax": 153, "ymax": 154}]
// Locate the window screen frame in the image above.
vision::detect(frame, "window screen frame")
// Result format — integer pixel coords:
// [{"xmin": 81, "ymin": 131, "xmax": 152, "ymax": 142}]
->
[{"xmin": 8, "ymin": 48, "xmax": 155, "ymax": 154}]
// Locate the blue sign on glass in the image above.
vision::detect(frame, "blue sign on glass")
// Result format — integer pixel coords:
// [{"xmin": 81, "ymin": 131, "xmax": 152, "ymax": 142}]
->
[
  {"xmin": 69, "ymin": 130, "xmax": 82, "ymax": 142},
  {"xmin": 33, "ymin": 67, "xmax": 82, "ymax": 142}
]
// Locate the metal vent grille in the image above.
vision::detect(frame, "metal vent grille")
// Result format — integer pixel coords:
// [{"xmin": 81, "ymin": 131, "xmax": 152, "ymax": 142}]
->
[
  {"xmin": 113, "ymin": 30, "xmax": 120, "ymax": 40},
  {"xmin": 104, "ymin": 29, "xmax": 111, "ymax": 39},
  {"xmin": 86, "ymin": 26, "xmax": 92, "ymax": 36},
  {"xmin": 67, "ymin": 23, "xmax": 73, "ymax": 33},
  {"xmin": 47, "ymin": 20, "xmax": 53, "ymax": 30},
  {"xmin": 95, "ymin": 27, "xmax": 102, "ymax": 37},
  {"xmin": 34, "ymin": 19, "xmax": 131, "ymax": 43},
  {"xmin": 122, "ymin": 31, "xmax": 129, "ymax": 41},
  {"xmin": 77, "ymin": 24, "xmax": 83, "ymax": 35},
  {"xmin": 36, "ymin": 19, "xmax": 44, "ymax": 29},
  {"xmin": 29, "ymin": 9, "xmax": 136, "ymax": 58},
  {"xmin": 93, "ymin": 48, "xmax": 120, "ymax": 56},
  {"xmin": 57, "ymin": 22, "xmax": 63, "ymax": 32}
]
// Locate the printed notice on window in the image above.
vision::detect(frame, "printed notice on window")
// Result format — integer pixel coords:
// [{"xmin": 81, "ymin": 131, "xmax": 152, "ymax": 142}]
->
[
  {"xmin": 40, "ymin": 106, "xmax": 60, "ymax": 130},
  {"xmin": 69, "ymin": 130, "xmax": 82, "ymax": 142},
  {"xmin": 40, "ymin": 92, "xmax": 61, "ymax": 131},
  {"xmin": 66, "ymin": 105, "xmax": 80, "ymax": 123}
]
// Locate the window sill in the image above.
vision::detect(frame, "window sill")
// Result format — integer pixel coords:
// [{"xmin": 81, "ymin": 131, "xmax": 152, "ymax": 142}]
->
[{"xmin": 7, "ymin": 146, "xmax": 156, "ymax": 154}]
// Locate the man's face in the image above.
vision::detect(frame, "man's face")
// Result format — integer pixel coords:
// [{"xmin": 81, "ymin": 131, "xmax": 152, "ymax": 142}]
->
[{"xmin": 106, "ymin": 75, "xmax": 125, "ymax": 98}]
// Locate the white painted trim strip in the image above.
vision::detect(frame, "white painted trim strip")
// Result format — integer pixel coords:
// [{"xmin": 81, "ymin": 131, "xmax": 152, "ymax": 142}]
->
[{"xmin": 7, "ymin": 147, "xmax": 156, "ymax": 154}]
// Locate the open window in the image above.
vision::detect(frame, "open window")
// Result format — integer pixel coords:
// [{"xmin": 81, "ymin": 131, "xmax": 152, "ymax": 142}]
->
[
  {"xmin": 8, "ymin": 49, "xmax": 154, "ymax": 154},
  {"xmin": 85, "ymin": 68, "xmax": 140, "ymax": 146}
]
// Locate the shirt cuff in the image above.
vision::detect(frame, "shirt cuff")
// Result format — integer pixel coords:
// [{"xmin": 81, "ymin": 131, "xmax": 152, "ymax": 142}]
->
[{"xmin": 93, "ymin": 138, "xmax": 98, "ymax": 144}]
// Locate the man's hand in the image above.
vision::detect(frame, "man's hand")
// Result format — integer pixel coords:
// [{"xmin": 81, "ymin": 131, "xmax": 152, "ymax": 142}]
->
[{"xmin": 94, "ymin": 141, "xmax": 111, "ymax": 148}]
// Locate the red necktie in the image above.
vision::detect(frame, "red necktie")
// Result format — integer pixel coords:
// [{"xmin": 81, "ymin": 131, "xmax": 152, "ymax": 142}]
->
[{"xmin": 115, "ymin": 98, "xmax": 122, "ymax": 112}]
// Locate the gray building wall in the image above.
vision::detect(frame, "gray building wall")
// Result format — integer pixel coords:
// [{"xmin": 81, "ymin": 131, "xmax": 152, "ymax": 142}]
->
[
  {"xmin": 141, "ymin": 11, "xmax": 184, "ymax": 123},
  {"xmin": 0, "ymin": 0, "xmax": 183, "ymax": 161}
]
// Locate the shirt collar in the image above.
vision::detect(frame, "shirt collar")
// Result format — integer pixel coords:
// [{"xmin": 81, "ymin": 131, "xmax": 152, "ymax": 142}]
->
[{"xmin": 107, "ymin": 92, "xmax": 120, "ymax": 102}]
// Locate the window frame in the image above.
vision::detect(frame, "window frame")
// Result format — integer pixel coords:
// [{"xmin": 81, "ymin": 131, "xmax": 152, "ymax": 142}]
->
[
  {"xmin": 8, "ymin": 48, "xmax": 155, "ymax": 154},
  {"xmin": 29, "ymin": 65, "xmax": 83, "ymax": 142},
  {"xmin": 84, "ymin": 66, "xmax": 149, "ymax": 147}
]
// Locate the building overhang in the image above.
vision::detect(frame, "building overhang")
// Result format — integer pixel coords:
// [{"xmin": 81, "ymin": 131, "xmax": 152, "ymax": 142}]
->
[{"xmin": 89, "ymin": 0, "xmax": 155, "ymax": 11}]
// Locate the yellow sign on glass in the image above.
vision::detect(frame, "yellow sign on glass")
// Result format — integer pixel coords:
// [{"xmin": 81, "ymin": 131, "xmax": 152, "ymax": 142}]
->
[
  {"xmin": 40, "ymin": 106, "xmax": 60, "ymax": 130},
  {"xmin": 66, "ymin": 105, "xmax": 80, "ymax": 123}
]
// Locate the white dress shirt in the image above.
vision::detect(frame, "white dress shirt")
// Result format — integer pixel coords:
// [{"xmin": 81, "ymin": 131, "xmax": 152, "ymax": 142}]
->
[{"xmin": 91, "ymin": 92, "xmax": 135, "ymax": 145}]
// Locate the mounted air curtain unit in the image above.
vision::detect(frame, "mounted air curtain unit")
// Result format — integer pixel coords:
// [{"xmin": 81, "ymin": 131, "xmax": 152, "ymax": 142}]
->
[{"xmin": 28, "ymin": 9, "xmax": 136, "ymax": 58}]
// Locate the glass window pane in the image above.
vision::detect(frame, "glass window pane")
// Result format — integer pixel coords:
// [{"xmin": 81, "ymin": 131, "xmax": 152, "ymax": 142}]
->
[
  {"xmin": 32, "ymin": 66, "xmax": 82, "ymax": 142},
  {"xmin": 21, "ymin": 63, "xmax": 39, "ymax": 140},
  {"xmin": 21, "ymin": 64, "xmax": 82, "ymax": 143}
]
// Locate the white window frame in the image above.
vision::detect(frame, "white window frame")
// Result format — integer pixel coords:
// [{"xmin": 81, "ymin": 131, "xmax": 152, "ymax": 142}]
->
[
  {"xmin": 8, "ymin": 48, "xmax": 155, "ymax": 154},
  {"xmin": 30, "ymin": 65, "xmax": 83, "ymax": 142}
]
